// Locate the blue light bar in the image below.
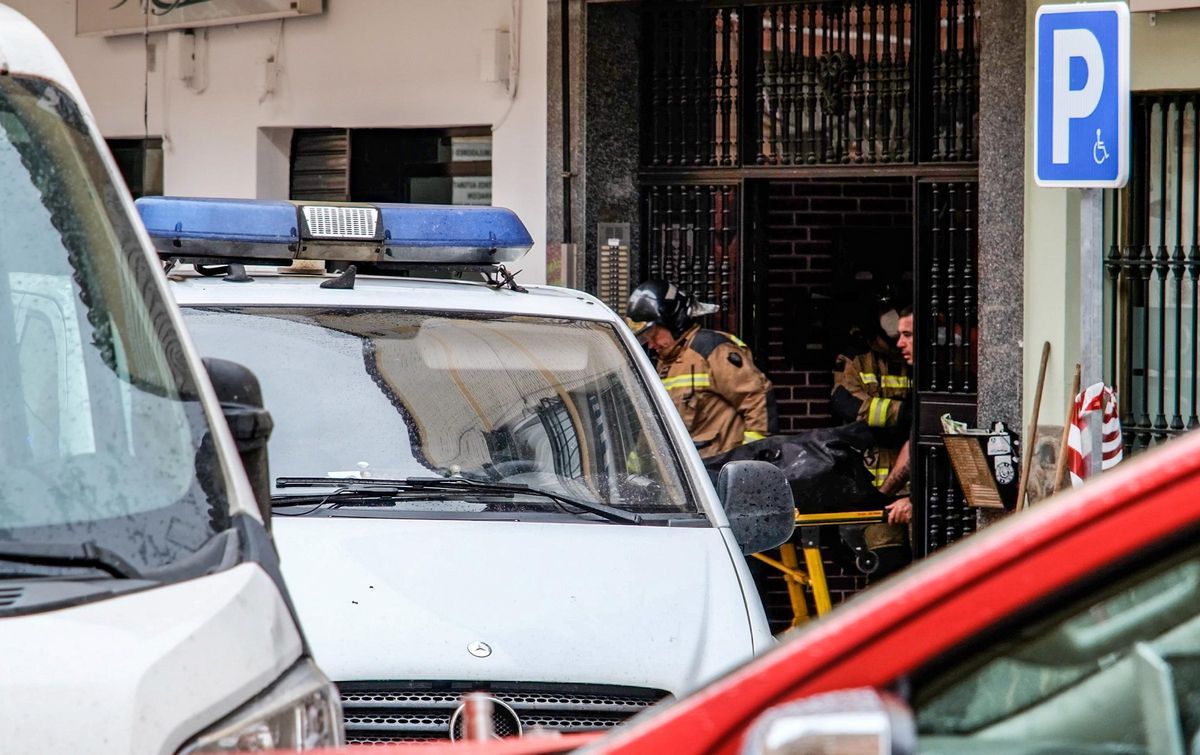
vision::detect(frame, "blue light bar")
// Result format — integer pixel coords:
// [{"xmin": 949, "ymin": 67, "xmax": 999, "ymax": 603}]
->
[{"xmin": 135, "ymin": 196, "xmax": 534, "ymax": 267}]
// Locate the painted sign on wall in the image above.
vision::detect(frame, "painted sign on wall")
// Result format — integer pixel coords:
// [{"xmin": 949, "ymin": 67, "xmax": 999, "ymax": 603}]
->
[
  {"xmin": 452, "ymin": 178, "xmax": 493, "ymax": 206},
  {"xmin": 77, "ymin": 0, "xmax": 324, "ymax": 37}
]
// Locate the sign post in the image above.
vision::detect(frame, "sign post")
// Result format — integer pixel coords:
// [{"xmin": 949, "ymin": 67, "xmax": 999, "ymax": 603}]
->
[{"xmin": 1034, "ymin": 2, "xmax": 1129, "ymax": 476}]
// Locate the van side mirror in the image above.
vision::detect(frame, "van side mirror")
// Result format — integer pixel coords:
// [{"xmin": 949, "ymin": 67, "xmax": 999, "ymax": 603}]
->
[
  {"xmin": 742, "ymin": 688, "xmax": 916, "ymax": 755},
  {"xmin": 203, "ymin": 357, "xmax": 274, "ymax": 529},
  {"xmin": 715, "ymin": 460, "xmax": 795, "ymax": 555}
]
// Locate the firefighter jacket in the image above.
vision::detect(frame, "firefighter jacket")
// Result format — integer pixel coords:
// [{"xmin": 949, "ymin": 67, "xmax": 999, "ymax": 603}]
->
[
  {"xmin": 830, "ymin": 346, "xmax": 912, "ymax": 489},
  {"xmin": 657, "ymin": 325, "xmax": 777, "ymax": 459},
  {"xmin": 831, "ymin": 345, "xmax": 912, "ymax": 552}
]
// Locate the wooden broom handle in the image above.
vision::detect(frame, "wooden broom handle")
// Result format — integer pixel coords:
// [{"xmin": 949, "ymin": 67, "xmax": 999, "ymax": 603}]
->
[{"xmin": 1016, "ymin": 342, "xmax": 1051, "ymax": 512}]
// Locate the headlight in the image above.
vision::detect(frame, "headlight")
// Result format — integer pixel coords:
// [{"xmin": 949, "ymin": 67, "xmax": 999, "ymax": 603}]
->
[{"xmin": 178, "ymin": 658, "xmax": 343, "ymax": 753}]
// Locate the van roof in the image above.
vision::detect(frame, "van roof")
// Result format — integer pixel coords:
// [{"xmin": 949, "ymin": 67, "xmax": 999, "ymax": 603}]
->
[
  {"xmin": 0, "ymin": 5, "xmax": 87, "ymax": 105},
  {"xmin": 168, "ymin": 268, "xmax": 620, "ymax": 324}
]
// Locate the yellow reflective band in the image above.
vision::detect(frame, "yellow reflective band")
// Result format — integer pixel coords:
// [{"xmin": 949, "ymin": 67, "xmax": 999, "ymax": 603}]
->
[
  {"xmin": 868, "ymin": 397, "xmax": 892, "ymax": 427},
  {"xmin": 728, "ymin": 334, "xmax": 747, "ymax": 348},
  {"xmin": 662, "ymin": 373, "xmax": 712, "ymax": 391},
  {"xmin": 743, "ymin": 431, "xmax": 766, "ymax": 443},
  {"xmin": 870, "ymin": 467, "xmax": 890, "ymax": 488},
  {"xmin": 859, "ymin": 372, "xmax": 879, "ymax": 384},
  {"xmin": 881, "ymin": 375, "xmax": 911, "ymax": 389}
]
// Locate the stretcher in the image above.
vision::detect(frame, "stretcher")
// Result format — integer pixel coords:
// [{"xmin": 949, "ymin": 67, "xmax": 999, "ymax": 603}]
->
[{"xmin": 751, "ymin": 509, "xmax": 887, "ymax": 629}]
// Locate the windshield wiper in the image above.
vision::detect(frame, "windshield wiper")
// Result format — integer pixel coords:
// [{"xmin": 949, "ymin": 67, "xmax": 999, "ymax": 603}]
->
[
  {"xmin": 275, "ymin": 476, "xmax": 643, "ymax": 525},
  {"xmin": 272, "ymin": 489, "xmax": 394, "ymax": 507},
  {"xmin": 0, "ymin": 541, "xmax": 142, "ymax": 579}
]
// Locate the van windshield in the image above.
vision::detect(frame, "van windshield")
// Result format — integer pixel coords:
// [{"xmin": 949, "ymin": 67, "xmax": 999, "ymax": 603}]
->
[
  {"xmin": 0, "ymin": 77, "xmax": 230, "ymax": 575},
  {"xmin": 182, "ymin": 306, "xmax": 697, "ymax": 516}
]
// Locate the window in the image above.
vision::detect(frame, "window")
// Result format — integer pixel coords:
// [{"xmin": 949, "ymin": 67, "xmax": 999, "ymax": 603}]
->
[
  {"xmin": 182, "ymin": 307, "xmax": 696, "ymax": 515},
  {"xmin": 0, "ymin": 77, "xmax": 228, "ymax": 572},
  {"xmin": 289, "ymin": 127, "xmax": 492, "ymax": 205},
  {"xmin": 105, "ymin": 137, "xmax": 163, "ymax": 198},
  {"xmin": 1105, "ymin": 93, "xmax": 1200, "ymax": 455},
  {"xmin": 914, "ymin": 541, "xmax": 1200, "ymax": 752}
]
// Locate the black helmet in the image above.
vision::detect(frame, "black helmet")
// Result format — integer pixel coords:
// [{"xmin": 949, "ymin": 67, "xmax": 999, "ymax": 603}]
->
[{"xmin": 627, "ymin": 280, "xmax": 717, "ymax": 338}]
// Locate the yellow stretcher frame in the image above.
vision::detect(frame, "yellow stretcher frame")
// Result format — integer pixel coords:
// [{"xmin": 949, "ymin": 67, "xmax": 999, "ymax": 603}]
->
[{"xmin": 751, "ymin": 510, "xmax": 886, "ymax": 629}]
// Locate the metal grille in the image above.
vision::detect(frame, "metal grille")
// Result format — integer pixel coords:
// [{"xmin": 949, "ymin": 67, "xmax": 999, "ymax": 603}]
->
[
  {"xmin": 751, "ymin": 1, "xmax": 913, "ymax": 165},
  {"xmin": 302, "ymin": 205, "xmax": 378, "ymax": 239},
  {"xmin": 0, "ymin": 586, "xmax": 21, "ymax": 608},
  {"xmin": 338, "ymin": 682, "xmax": 667, "ymax": 744},
  {"xmin": 918, "ymin": 441, "xmax": 975, "ymax": 550},
  {"xmin": 636, "ymin": 2, "xmax": 982, "ymax": 560},
  {"xmin": 644, "ymin": 6, "xmax": 740, "ymax": 167},
  {"xmin": 929, "ymin": 0, "xmax": 980, "ymax": 162},
  {"xmin": 641, "ymin": 1, "xmax": 978, "ymax": 168},
  {"xmin": 643, "ymin": 184, "xmax": 740, "ymax": 334},
  {"xmin": 919, "ymin": 181, "xmax": 977, "ymax": 394},
  {"xmin": 1106, "ymin": 93, "xmax": 1200, "ymax": 454},
  {"xmin": 914, "ymin": 179, "xmax": 978, "ymax": 554}
]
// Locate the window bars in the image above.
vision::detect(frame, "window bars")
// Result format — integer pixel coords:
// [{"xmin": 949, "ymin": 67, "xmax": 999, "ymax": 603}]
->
[
  {"xmin": 1106, "ymin": 93, "xmax": 1200, "ymax": 454},
  {"xmin": 641, "ymin": 0, "xmax": 979, "ymax": 168}
]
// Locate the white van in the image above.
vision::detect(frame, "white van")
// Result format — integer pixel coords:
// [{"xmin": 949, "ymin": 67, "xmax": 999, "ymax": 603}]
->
[
  {"xmin": 0, "ymin": 7, "xmax": 341, "ymax": 752},
  {"xmin": 140, "ymin": 196, "xmax": 795, "ymax": 744}
]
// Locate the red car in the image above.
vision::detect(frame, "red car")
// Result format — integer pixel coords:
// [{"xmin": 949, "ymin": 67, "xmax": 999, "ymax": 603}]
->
[{"xmin": 318, "ymin": 428, "xmax": 1200, "ymax": 754}]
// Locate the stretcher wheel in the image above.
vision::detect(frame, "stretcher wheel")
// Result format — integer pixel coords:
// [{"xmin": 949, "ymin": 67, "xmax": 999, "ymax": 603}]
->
[{"xmin": 855, "ymin": 551, "xmax": 879, "ymax": 575}]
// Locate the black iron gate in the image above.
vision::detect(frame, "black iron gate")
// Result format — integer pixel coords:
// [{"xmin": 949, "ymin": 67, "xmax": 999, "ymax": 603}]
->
[
  {"xmin": 638, "ymin": 0, "xmax": 981, "ymax": 558},
  {"xmin": 914, "ymin": 179, "xmax": 979, "ymax": 553},
  {"xmin": 1105, "ymin": 93, "xmax": 1200, "ymax": 456},
  {"xmin": 643, "ymin": 183, "xmax": 743, "ymax": 334}
]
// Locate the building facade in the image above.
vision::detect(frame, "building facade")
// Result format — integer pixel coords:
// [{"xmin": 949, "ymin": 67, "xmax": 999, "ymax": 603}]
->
[
  {"xmin": 1023, "ymin": 2, "xmax": 1200, "ymax": 489},
  {"xmin": 10, "ymin": 0, "xmax": 550, "ymax": 280},
  {"xmin": 549, "ymin": 0, "xmax": 1027, "ymax": 584}
]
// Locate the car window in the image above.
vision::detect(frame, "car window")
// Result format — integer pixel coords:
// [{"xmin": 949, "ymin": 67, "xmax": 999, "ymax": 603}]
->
[
  {"xmin": 183, "ymin": 307, "xmax": 697, "ymax": 515},
  {"xmin": 914, "ymin": 543, "xmax": 1200, "ymax": 754},
  {"xmin": 0, "ymin": 75, "xmax": 231, "ymax": 574}
]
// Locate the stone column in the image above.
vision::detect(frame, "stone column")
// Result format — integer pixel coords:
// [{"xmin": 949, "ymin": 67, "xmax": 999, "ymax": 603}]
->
[
  {"xmin": 977, "ymin": 0, "xmax": 1027, "ymax": 523},
  {"xmin": 583, "ymin": 2, "xmax": 641, "ymax": 295},
  {"xmin": 547, "ymin": 1, "xmax": 641, "ymax": 296},
  {"xmin": 546, "ymin": 0, "xmax": 587, "ymax": 288}
]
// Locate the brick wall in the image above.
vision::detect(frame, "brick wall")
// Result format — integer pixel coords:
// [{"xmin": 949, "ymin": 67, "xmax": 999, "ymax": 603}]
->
[
  {"xmin": 764, "ymin": 178, "xmax": 913, "ymax": 434},
  {"xmin": 755, "ymin": 178, "xmax": 913, "ymax": 631}
]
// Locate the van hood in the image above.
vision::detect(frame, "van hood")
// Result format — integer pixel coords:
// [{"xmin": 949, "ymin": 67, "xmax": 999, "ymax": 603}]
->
[
  {"xmin": 273, "ymin": 516, "xmax": 756, "ymax": 696},
  {"xmin": 0, "ymin": 564, "xmax": 302, "ymax": 755}
]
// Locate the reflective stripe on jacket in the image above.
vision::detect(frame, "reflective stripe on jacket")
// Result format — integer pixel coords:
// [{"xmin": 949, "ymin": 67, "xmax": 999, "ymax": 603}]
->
[
  {"xmin": 831, "ymin": 345, "xmax": 912, "ymax": 550},
  {"xmin": 831, "ymin": 346, "xmax": 911, "ymax": 487},
  {"xmin": 658, "ymin": 325, "xmax": 775, "ymax": 459}
]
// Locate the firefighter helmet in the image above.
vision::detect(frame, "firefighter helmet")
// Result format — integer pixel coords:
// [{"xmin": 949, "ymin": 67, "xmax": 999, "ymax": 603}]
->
[
  {"xmin": 627, "ymin": 280, "xmax": 694, "ymax": 337},
  {"xmin": 626, "ymin": 280, "xmax": 719, "ymax": 338}
]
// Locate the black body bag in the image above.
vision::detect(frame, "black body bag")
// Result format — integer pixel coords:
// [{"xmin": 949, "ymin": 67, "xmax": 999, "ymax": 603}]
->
[{"xmin": 703, "ymin": 422, "xmax": 887, "ymax": 514}]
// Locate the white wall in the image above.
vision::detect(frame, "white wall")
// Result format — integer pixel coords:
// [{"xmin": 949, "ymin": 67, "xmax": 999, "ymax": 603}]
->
[{"xmin": 8, "ymin": 0, "xmax": 549, "ymax": 282}]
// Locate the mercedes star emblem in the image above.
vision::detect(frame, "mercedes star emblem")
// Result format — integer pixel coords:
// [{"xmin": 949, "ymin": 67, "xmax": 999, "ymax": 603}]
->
[{"xmin": 468, "ymin": 641, "xmax": 492, "ymax": 658}]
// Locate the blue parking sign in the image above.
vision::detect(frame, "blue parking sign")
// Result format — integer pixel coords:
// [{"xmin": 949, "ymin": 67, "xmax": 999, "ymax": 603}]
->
[{"xmin": 1034, "ymin": 2, "xmax": 1129, "ymax": 188}]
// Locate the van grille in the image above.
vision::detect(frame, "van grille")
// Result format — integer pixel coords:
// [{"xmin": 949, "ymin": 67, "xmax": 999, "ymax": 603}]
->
[
  {"xmin": 0, "ymin": 586, "xmax": 22, "ymax": 607},
  {"xmin": 337, "ymin": 681, "xmax": 668, "ymax": 744},
  {"xmin": 302, "ymin": 205, "xmax": 378, "ymax": 239}
]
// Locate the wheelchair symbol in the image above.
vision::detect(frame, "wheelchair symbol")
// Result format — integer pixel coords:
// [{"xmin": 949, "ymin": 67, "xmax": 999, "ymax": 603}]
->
[{"xmin": 1093, "ymin": 129, "xmax": 1110, "ymax": 165}]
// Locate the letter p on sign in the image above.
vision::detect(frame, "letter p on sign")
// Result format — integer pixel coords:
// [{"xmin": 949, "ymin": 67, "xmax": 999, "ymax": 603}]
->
[{"xmin": 1035, "ymin": 2, "xmax": 1129, "ymax": 188}]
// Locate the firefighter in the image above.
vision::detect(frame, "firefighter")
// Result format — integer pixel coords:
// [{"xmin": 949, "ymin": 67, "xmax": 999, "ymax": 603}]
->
[
  {"xmin": 627, "ymin": 280, "xmax": 777, "ymax": 459},
  {"xmin": 831, "ymin": 304, "xmax": 914, "ymax": 573},
  {"xmin": 879, "ymin": 309, "xmax": 915, "ymax": 523}
]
